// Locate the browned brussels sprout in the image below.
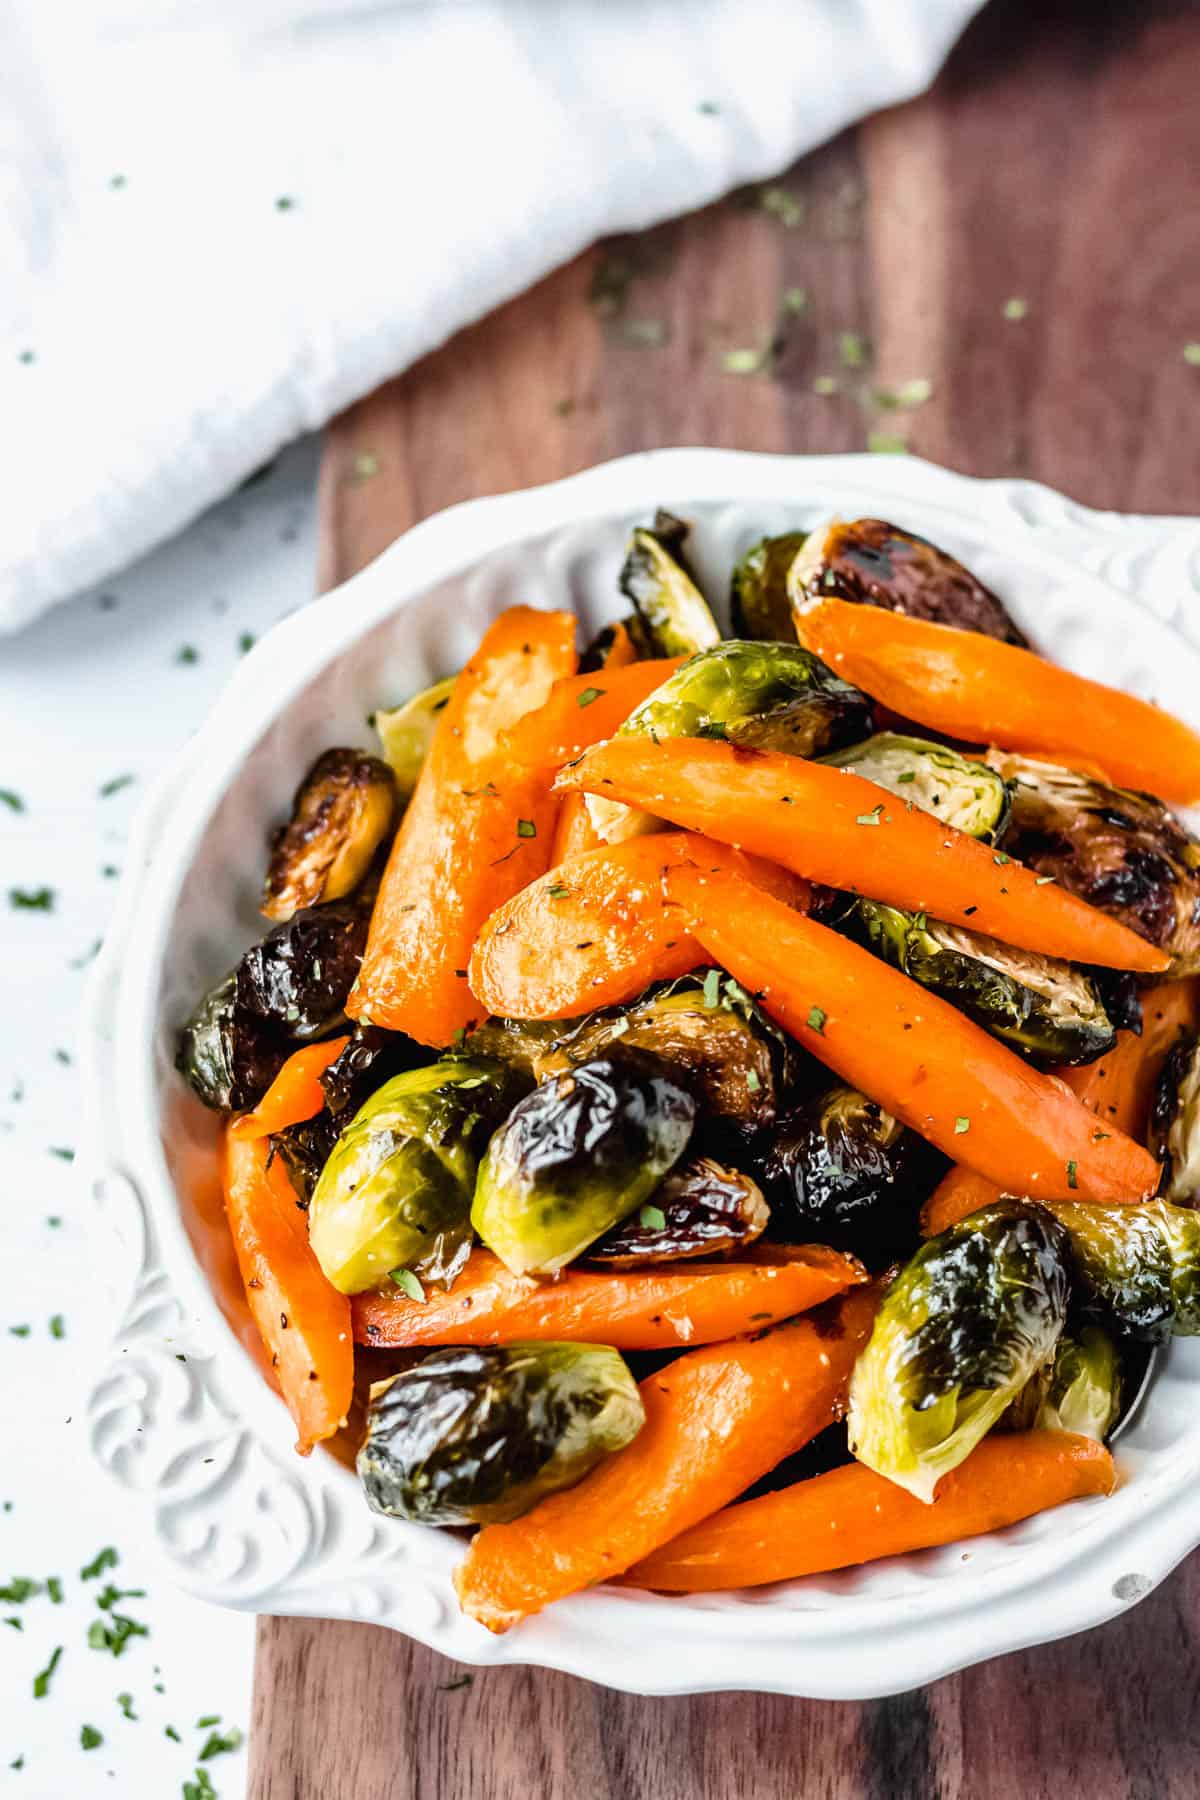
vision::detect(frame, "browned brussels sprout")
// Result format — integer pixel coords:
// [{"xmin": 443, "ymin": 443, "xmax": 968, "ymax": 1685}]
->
[
  {"xmin": 176, "ymin": 897, "xmax": 369, "ymax": 1111},
  {"xmin": 358, "ymin": 1343, "xmax": 644, "ymax": 1526},
  {"xmin": 848, "ymin": 1199, "xmax": 1071, "ymax": 1500},
  {"xmin": 262, "ymin": 748, "xmax": 396, "ymax": 921},
  {"xmin": 1149, "ymin": 1031, "xmax": 1200, "ymax": 1204},
  {"xmin": 823, "ymin": 733, "xmax": 1010, "ymax": 841},
  {"xmin": 842, "ymin": 899, "xmax": 1115, "ymax": 1069},
  {"xmin": 175, "ymin": 974, "xmax": 289, "ymax": 1112},
  {"xmin": 730, "ymin": 532, "xmax": 807, "ymax": 642},
  {"xmin": 987, "ymin": 752, "xmax": 1200, "ymax": 975},
  {"xmin": 751, "ymin": 1083, "xmax": 941, "ymax": 1268},
  {"xmin": 587, "ymin": 1157, "xmax": 769, "ymax": 1266},
  {"xmin": 472, "ymin": 1050, "xmax": 696, "ymax": 1275},
  {"xmin": 269, "ymin": 1111, "xmax": 341, "ymax": 1207},
  {"xmin": 787, "ymin": 517, "xmax": 1029, "ymax": 645},
  {"xmin": 1046, "ymin": 1198, "xmax": 1200, "ymax": 1342},
  {"xmin": 309, "ymin": 1057, "xmax": 528, "ymax": 1293},
  {"xmin": 618, "ymin": 510, "xmax": 721, "ymax": 658}
]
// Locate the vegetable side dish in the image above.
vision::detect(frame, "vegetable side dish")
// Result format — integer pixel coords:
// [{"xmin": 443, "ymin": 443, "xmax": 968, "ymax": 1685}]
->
[{"xmin": 177, "ymin": 510, "xmax": 1200, "ymax": 1633}]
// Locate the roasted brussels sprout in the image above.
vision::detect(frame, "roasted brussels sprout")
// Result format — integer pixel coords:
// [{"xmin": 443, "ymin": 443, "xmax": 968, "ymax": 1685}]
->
[
  {"xmin": 1149, "ymin": 1033, "xmax": 1200, "ymax": 1204},
  {"xmin": 373, "ymin": 675, "xmax": 456, "ymax": 802},
  {"xmin": 261, "ymin": 748, "xmax": 396, "ymax": 921},
  {"xmin": 237, "ymin": 898, "xmax": 369, "ymax": 1043},
  {"xmin": 842, "ymin": 899, "xmax": 1115, "ymax": 1069},
  {"xmin": 269, "ymin": 1111, "xmax": 341, "ymax": 1207},
  {"xmin": 587, "ymin": 1157, "xmax": 768, "ymax": 1266},
  {"xmin": 535, "ymin": 980, "xmax": 785, "ymax": 1128},
  {"xmin": 620, "ymin": 640, "xmax": 874, "ymax": 761},
  {"xmin": 308, "ymin": 1057, "xmax": 526, "ymax": 1293},
  {"xmin": 986, "ymin": 752, "xmax": 1200, "ymax": 975},
  {"xmin": 1046, "ymin": 1199, "xmax": 1200, "ymax": 1342},
  {"xmin": 472, "ymin": 1050, "xmax": 696, "ymax": 1276},
  {"xmin": 787, "ymin": 517, "xmax": 1029, "ymax": 645},
  {"xmin": 751, "ymin": 1083, "xmax": 941, "ymax": 1268},
  {"xmin": 176, "ymin": 898, "xmax": 369, "ymax": 1111},
  {"xmin": 1005, "ymin": 1325, "xmax": 1122, "ymax": 1441},
  {"xmin": 175, "ymin": 973, "xmax": 289, "ymax": 1112},
  {"xmin": 847, "ymin": 1200, "xmax": 1071, "ymax": 1501},
  {"xmin": 730, "ymin": 532, "xmax": 807, "ymax": 643},
  {"xmin": 358, "ymin": 1343, "xmax": 644, "ymax": 1526},
  {"xmin": 463, "ymin": 1015, "xmax": 577, "ymax": 1081},
  {"xmin": 823, "ymin": 733, "xmax": 1011, "ymax": 841},
  {"xmin": 319, "ymin": 1023, "xmax": 424, "ymax": 1117},
  {"xmin": 618, "ymin": 510, "xmax": 722, "ymax": 658}
]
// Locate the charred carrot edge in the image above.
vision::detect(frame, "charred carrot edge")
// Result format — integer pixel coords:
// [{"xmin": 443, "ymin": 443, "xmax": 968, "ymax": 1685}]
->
[
  {"xmin": 665, "ymin": 862, "xmax": 1161, "ymax": 1205},
  {"xmin": 223, "ymin": 1130, "xmax": 353, "ymax": 1455},
  {"xmin": 554, "ymin": 736, "xmax": 1167, "ymax": 974},
  {"xmin": 624, "ymin": 1431, "xmax": 1115, "ymax": 1591},
  {"xmin": 230, "ymin": 1037, "xmax": 350, "ymax": 1141},
  {"xmin": 353, "ymin": 1244, "xmax": 865, "ymax": 1352},
  {"xmin": 468, "ymin": 830, "xmax": 810, "ymax": 1021},
  {"xmin": 920, "ymin": 978, "xmax": 1199, "ymax": 1235},
  {"xmin": 453, "ymin": 1283, "xmax": 879, "ymax": 1632},
  {"xmin": 794, "ymin": 595, "xmax": 1200, "ymax": 806},
  {"xmin": 349, "ymin": 606, "xmax": 577, "ymax": 1046}
]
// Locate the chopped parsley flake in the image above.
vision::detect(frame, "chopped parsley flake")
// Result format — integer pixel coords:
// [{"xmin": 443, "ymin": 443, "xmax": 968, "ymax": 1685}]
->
[
  {"xmin": 7, "ymin": 1326, "xmax": 30, "ymax": 1339},
  {"xmin": 781, "ymin": 287, "xmax": 808, "ymax": 315},
  {"xmin": 547, "ymin": 884, "xmax": 570, "ymax": 899},
  {"xmin": 516, "ymin": 819, "xmax": 536, "ymax": 839},
  {"xmin": 758, "ymin": 185, "xmax": 804, "ymax": 228},
  {"xmin": 238, "ymin": 631, "xmax": 256, "ymax": 654},
  {"xmin": 389, "ymin": 1268, "xmax": 425, "ymax": 1303},
  {"xmin": 49, "ymin": 1147, "xmax": 73, "ymax": 1162},
  {"xmin": 46, "ymin": 1576, "xmax": 62, "ymax": 1603},
  {"xmin": 867, "ymin": 432, "xmax": 907, "ymax": 455},
  {"xmin": 702, "ymin": 969, "xmax": 722, "ymax": 1009},
  {"xmin": 812, "ymin": 375, "xmax": 839, "ymax": 396},
  {"xmin": 9, "ymin": 886, "xmax": 55, "ymax": 911},
  {"xmin": 175, "ymin": 644, "xmax": 199, "ymax": 665},
  {"xmin": 807, "ymin": 1006, "xmax": 826, "ymax": 1035},
  {"xmin": 1184, "ymin": 344, "xmax": 1200, "ymax": 366},
  {"xmin": 955, "ymin": 1117, "xmax": 970, "ymax": 1135},
  {"xmin": 33, "ymin": 1645, "xmax": 63, "ymax": 1698},
  {"xmin": 0, "ymin": 1578, "xmax": 40, "ymax": 1603},
  {"xmin": 0, "ymin": 789, "xmax": 24, "ymax": 812},
  {"xmin": 352, "ymin": 451, "xmax": 379, "ymax": 481},
  {"xmin": 199, "ymin": 1725, "xmax": 244, "ymax": 1761},
  {"xmin": 80, "ymin": 1725, "xmax": 103, "ymax": 1750},
  {"xmin": 576, "ymin": 687, "xmax": 604, "ymax": 708},
  {"xmin": 165, "ymin": 1726, "xmax": 181, "ymax": 1743},
  {"xmin": 1067, "ymin": 1160, "xmax": 1078, "ymax": 1189},
  {"xmin": 1003, "ymin": 296, "xmax": 1029, "ymax": 321},
  {"xmin": 81, "ymin": 1547, "xmax": 118, "ymax": 1581},
  {"xmin": 184, "ymin": 1770, "xmax": 219, "ymax": 1800},
  {"xmin": 49, "ymin": 1315, "xmax": 65, "ymax": 1340},
  {"xmin": 721, "ymin": 346, "xmax": 770, "ymax": 376},
  {"xmin": 638, "ymin": 1204, "xmax": 667, "ymax": 1232},
  {"xmin": 99, "ymin": 774, "xmax": 134, "ymax": 798},
  {"xmin": 896, "ymin": 771, "xmax": 916, "ymax": 784},
  {"xmin": 117, "ymin": 1692, "xmax": 137, "ymax": 1720},
  {"xmin": 838, "ymin": 331, "xmax": 867, "ymax": 368},
  {"xmin": 875, "ymin": 377, "xmax": 932, "ymax": 409},
  {"xmin": 993, "ymin": 852, "xmax": 1011, "ymax": 865}
]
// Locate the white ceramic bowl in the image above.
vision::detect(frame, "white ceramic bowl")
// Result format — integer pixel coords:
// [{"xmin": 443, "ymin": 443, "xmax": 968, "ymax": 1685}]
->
[{"xmin": 81, "ymin": 450, "xmax": 1200, "ymax": 1698}]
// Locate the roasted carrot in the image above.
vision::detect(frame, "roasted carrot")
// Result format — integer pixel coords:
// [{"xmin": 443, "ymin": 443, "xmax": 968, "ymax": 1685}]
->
[
  {"xmin": 551, "ymin": 794, "xmax": 605, "ymax": 863},
  {"xmin": 794, "ymin": 596, "xmax": 1200, "ymax": 805},
  {"xmin": 666, "ymin": 863, "xmax": 1161, "ymax": 1204},
  {"xmin": 453, "ymin": 1283, "xmax": 878, "ymax": 1632},
  {"xmin": 504, "ymin": 659, "xmax": 682, "ymax": 774},
  {"xmin": 555, "ymin": 737, "xmax": 1167, "ymax": 974},
  {"xmin": 223, "ymin": 1130, "xmax": 353, "ymax": 1455},
  {"xmin": 229, "ymin": 1037, "xmax": 349, "ymax": 1141},
  {"xmin": 353, "ymin": 1244, "xmax": 864, "ymax": 1351},
  {"xmin": 920, "ymin": 978, "xmax": 1198, "ymax": 1235},
  {"xmin": 469, "ymin": 831, "xmax": 810, "ymax": 1020},
  {"xmin": 624, "ymin": 1431, "xmax": 1115, "ymax": 1592},
  {"xmin": 349, "ymin": 606, "xmax": 577, "ymax": 1045}
]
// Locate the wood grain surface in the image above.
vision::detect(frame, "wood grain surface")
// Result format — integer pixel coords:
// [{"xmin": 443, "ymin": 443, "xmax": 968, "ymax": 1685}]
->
[{"xmin": 252, "ymin": 2, "xmax": 1200, "ymax": 1794}]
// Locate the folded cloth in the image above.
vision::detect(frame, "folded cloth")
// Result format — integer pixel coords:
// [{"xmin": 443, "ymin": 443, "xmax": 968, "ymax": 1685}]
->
[{"xmin": 0, "ymin": 0, "xmax": 983, "ymax": 630}]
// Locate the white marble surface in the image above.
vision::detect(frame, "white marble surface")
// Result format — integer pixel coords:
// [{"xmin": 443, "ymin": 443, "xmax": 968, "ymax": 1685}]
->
[{"xmin": 0, "ymin": 435, "xmax": 320, "ymax": 1799}]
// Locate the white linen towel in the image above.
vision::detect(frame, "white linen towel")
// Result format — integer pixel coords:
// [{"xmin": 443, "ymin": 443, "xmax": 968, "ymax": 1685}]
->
[{"xmin": 1, "ymin": 0, "xmax": 983, "ymax": 629}]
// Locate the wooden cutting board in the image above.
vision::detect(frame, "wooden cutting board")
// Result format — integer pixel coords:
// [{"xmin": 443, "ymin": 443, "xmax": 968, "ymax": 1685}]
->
[{"xmin": 249, "ymin": 3, "xmax": 1200, "ymax": 1793}]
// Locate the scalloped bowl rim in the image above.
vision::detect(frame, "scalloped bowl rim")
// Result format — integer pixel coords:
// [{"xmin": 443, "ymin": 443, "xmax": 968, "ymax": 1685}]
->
[{"xmin": 81, "ymin": 449, "xmax": 1200, "ymax": 1698}]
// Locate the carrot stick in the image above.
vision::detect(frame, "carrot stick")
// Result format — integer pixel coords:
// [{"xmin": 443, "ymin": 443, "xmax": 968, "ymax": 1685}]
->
[
  {"xmin": 468, "ymin": 831, "xmax": 810, "ymax": 1020},
  {"xmin": 223, "ymin": 1130, "xmax": 353, "ymax": 1455},
  {"xmin": 624, "ymin": 1431, "xmax": 1115, "ymax": 1592},
  {"xmin": 230, "ymin": 1037, "xmax": 350, "ymax": 1140},
  {"xmin": 920, "ymin": 978, "xmax": 1199, "ymax": 1235},
  {"xmin": 453, "ymin": 1282, "xmax": 879, "ymax": 1632},
  {"xmin": 349, "ymin": 607, "xmax": 577, "ymax": 1046},
  {"xmin": 504, "ymin": 659, "xmax": 682, "ymax": 774},
  {"xmin": 555, "ymin": 737, "xmax": 1167, "ymax": 974},
  {"xmin": 353, "ymin": 1244, "xmax": 864, "ymax": 1351},
  {"xmin": 794, "ymin": 595, "xmax": 1200, "ymax": 805},
  {"xmin": 665, "ymin": 863, "xmax": 1161, "ymax": 1204}
]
